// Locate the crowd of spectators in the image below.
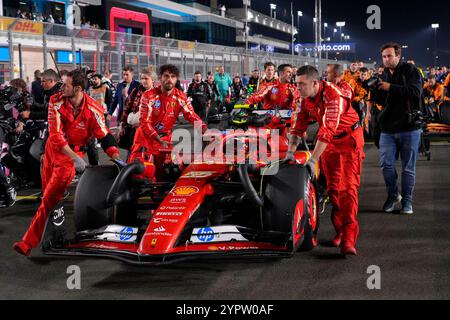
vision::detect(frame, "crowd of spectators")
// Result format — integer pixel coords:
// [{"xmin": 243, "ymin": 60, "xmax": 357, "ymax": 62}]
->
[{"xmin": 14, "ymin": 9, "xmax": 65, "ymax": 25}]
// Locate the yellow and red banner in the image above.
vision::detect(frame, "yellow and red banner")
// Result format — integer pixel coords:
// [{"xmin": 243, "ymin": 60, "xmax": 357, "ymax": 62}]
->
[{"xmin": 0, "ymin": 17, "xmax": 43, "ymax": 35}]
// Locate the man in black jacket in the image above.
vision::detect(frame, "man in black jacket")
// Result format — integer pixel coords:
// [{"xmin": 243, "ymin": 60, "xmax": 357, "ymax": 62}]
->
[
  {"xmin": 30, "ymin": 69, "xmax": 62, "ymax": 121},
  {"xmin": 187, "ymin": 71, "xmax": 212, "ymax": 121},
  {"xmin": 371, "ymin": 42, "xmax": 423, "ymax": 215},
  {"xmin": 31, "ymin": 70, "xmax": 44, "ymax": 105}
]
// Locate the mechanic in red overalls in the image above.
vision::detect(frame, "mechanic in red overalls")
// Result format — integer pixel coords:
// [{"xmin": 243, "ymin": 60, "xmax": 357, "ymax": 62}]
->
[
  {"xmin": 13, "ymin": 69, "xmax": 120, "ymax": 256},
  {"xmin": 326, "ymin": 63, "xmax": 354, "ymax": 101},
  {"xmin": 129, "ymin": 64, "xmax": 208, "ymax": 180},
  {"xmin": 245, "ymin": 64, "xmax": 300, "ymax": 139},
  {"xmin": 246, "ymin": 64, "xmax": 300, "ymax": 111},
  {"xmin": 286, "ymin": 65, "xmax": 365, "ymax": 256}
]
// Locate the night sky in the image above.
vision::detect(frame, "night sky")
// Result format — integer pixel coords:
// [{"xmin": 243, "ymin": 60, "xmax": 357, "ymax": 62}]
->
[{"xmin": 226, "ymin": 0, "xmax": 450, "ymax": 68}]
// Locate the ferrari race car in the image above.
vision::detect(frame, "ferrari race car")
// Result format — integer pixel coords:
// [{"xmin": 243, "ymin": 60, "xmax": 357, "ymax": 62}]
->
[{"xmin": 42, "ymin": 105, "xmax": 323, "ymax": 265}]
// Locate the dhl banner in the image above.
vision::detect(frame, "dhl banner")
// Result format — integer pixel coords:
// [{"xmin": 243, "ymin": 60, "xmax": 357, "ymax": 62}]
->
[
  {"xmin": 178, "ymin": 41, "xmax": 195, "ymax": 51},
  {"xmin": 0, "ymin": 17, "xmax": 44, "ymax": 35}
]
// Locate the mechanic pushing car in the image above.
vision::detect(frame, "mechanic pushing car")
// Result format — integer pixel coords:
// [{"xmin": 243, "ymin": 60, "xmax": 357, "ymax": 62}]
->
[
  {"xmin": 245, "ymin": 64, "xmax": 300, "ymax": 111},
  {"xmin": 286, "ymin": 65, "xmax": 365, "ymax": 256},
  {"xmin": 13, "ymin": 69, "xmax": 121, "ymax": 256},
  {"xmin": 129, "ymin": 64, "xmax": 208, "ymax": 180}
]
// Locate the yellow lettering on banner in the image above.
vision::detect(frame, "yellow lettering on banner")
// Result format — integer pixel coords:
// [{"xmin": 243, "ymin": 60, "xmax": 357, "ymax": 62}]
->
[{"xmin": 0, "ymin": 17, "xmax": 43, "ymax": 35}]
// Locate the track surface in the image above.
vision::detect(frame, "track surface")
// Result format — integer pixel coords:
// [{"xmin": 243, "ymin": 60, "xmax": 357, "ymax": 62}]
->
[{"xmin": 1, "ymin": 141, "xmax": 449, "ymax": 299}]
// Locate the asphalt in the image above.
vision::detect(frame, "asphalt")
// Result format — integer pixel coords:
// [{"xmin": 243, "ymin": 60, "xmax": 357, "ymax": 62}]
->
[{"xmin": 0, "ymin": 139, "xmax": 449, "ymax": 300}]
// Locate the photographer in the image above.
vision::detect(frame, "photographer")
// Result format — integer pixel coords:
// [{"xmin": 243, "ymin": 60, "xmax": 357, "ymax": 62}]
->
[
  {"xmin": 8, "ymin": 79, "xmax": 32, "ymax": 135},
  {"xmin": 370, "ymin": 42, "xmax": 423, "ymax": 215},
  {"xmin": 0, "ymin": 79, "xmax": 31, "ymax": 208}
]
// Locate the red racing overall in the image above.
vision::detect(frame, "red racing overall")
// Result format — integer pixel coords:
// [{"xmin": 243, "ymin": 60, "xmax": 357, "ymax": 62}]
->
[
  {"xmin": 246, "ymin": 80, "xmax": 300, "ymax": 137},
  {"xmin": 291, "ymin": 81, "xmax": 365, "ymax": 248},
  {"xmin": 246, "ymin": 79, "xmax": 300, "ymax": 111},
  {"xmin": 129, "ymin": 86, "xmax": 207, "ymax": 180},
  {"xmin": 19, "ymin": 92, "xmax": 119, "ymax": 250}
]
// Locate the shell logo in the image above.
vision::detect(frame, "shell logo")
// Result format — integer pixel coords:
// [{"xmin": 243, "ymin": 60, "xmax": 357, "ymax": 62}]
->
[{"xmin": 170, "ymin": 186, "xmax": 199, "ymax": 196}]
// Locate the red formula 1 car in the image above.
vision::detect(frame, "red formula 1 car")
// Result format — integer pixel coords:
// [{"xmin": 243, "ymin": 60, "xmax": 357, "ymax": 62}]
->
[{"xmin": 42, "ymin": 106, "xmax": 321, "ymax": 265}]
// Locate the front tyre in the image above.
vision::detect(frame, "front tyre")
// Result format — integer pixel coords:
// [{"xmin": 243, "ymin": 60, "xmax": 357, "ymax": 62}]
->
[
  {"xmin": 300, "ymin": 181, "xmax": 319, "ymax": 251},
  {"xmin": 74, "ymin": 165, "xmax": 137, "ymax": 232}
]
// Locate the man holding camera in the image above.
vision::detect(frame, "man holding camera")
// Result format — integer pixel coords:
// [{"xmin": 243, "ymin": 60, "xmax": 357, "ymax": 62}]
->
[{"xmin": 371, "ymin": 43, "xmax": 423, "ymax": 215}]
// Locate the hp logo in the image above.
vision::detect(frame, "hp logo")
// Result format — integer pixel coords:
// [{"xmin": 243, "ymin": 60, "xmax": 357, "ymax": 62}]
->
[
  {"xmin": 197, "ymin": 227, "xmax": 215, "ymax": 242},
  {"xmin": 119, "ymin": 227, "xmax": 134, "ymax": 241}
]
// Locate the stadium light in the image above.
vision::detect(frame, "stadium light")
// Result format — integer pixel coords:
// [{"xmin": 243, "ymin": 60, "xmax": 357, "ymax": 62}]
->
[
  {"xmin": 336, "ymin": 21, "xmax": 346, "ymax": 27},
  {"xmin": 270, "ymin": 3, "xmax": 277, "ymax": 19},
  {"xmin": 432, "ymin": 23, "xmax": 439, "ymax": 67}
]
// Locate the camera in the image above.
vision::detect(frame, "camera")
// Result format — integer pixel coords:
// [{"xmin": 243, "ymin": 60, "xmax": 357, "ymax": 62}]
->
[
  {"xmin": 364, "ymin": 76, "xmax": 382, "ymax": 90},
  {"xmin": 0, "ymin": 86, "xmax": 31, "ymax": 114},
  {"xmin": 407, "ymin": 109, "xmax": 425, "ymax": 126}
]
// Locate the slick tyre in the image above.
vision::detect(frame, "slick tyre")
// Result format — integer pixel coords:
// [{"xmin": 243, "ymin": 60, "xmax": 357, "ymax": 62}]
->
[
  {"xmin": 74, "ymin": 165, "xmax": 137, "ymax": 232},
  {"xmin": 263, "ymin": 164, "xmax": 310, "ymax": 250},
  {"xmin": 299, "ymin": 182, "xmax": 319, "ymax": 252}
]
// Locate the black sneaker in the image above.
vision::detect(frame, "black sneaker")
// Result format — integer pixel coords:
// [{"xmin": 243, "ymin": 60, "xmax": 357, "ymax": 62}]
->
[{"xmin": 383, "ymin": 194, "xmax": 402, "ymax": 213}]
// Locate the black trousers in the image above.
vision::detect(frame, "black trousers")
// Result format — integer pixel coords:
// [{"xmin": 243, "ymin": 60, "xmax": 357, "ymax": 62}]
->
[{"xmin": 192, "ymin": 99, "xmax": 207, "ymax": 121}]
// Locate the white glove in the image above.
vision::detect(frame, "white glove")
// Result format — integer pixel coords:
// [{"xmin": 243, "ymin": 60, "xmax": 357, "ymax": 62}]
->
[{"xmin": 73, "ymin": 156, "xmax": 87, "ymax": 174}]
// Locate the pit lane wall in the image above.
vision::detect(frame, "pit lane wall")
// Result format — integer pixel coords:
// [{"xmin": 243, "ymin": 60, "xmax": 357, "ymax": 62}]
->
[{"xmin": 0, "ymin": 16, "xmax": 348, "ymax": 85}]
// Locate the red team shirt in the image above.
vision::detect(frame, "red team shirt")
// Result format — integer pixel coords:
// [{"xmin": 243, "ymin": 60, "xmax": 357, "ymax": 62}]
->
[{"xmin": 291, "ymin": 81, "xmax": 360, "ymax": 144}]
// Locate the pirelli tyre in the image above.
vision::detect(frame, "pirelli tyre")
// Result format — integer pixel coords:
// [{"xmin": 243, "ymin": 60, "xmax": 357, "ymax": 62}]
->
[
  {"xmin": 74, "ymin": 165, "xmax": 137, "ymax": 232},
  {"xmin": 263, "ymin": 164, "xmax": 317, "ymax": 251},
  {"xmin": 299, "ymin": 180, "xmax": 319, "ymax": 252}
]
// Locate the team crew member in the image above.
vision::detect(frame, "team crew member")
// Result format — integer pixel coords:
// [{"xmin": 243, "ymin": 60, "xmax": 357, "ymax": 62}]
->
[
  {"xmin": 129, "ymin": 64, "xmax": 208, "ymax": 180},
  {"xmin": 353, "ymin": 68, "xmax": 371, "ymax": 104},
  {"xmin": 119, "ymin": 67, "xmax": 156, "ymax": 153},
  {"xmin": 247, "ymin": 69, "xmax": 260, "ymax": 92},
  {"xmin": 214, "ymin": 66, "xmax": 232, "ymax": 103},
  {"xmin": 287, "ymin": 66, "xmax": 365, "ymax": 256},
  {"xmin": 259, "ymin": 62, "xmax": 278, "ymax": 87},
  {"xmin": 187, "ymin": 71, "xmax": 212, "ymax": 121},
  {"xmin": 326, "ymin": 64, "xmax": 354, "ymax": 100},
  {"xmin": 246, "ymin": 64, "xmax": 300, "ymax": 111},
  {"xmin": 13, "ymin": 70, "xmax": 121, "ymax": 257},
  {"xmin": 343, "ymin": 63, "xmax": 359, "ymax": 90}
]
